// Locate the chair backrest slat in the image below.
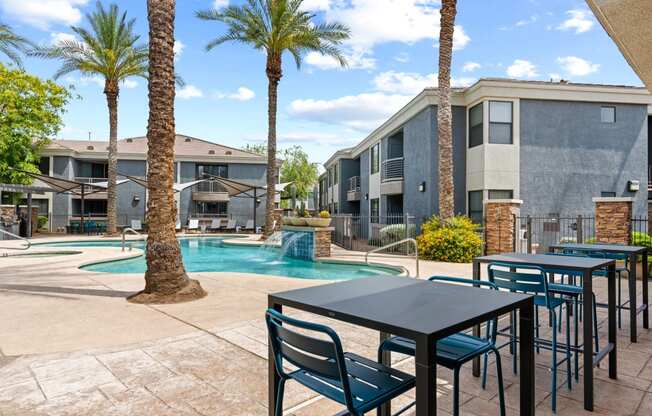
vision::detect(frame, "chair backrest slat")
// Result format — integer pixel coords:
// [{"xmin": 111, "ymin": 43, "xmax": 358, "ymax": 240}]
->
[
  {"xmin": 275, "ymin": 324, "xmax": 336, "ymax": 358},
  {"xmin": 277, "ymin": 342, "xmax": 340, "ymax": 380},
  {"xmin": 488, "ymin": 263, "xmax": 549, "ymax": 307}
]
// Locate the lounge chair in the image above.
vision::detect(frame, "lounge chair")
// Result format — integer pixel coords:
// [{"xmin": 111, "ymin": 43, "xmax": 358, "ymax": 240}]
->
[
  {"xmin": 175, "ymin": 219, "xmax": 181, "ymax": 231},
  {"xmin": 209, "ymin": 218, "xmax": 221, "ymax": 232},
  {"xmin": 187, "ymin": 218, "xmax": 199, "ymax": 233},
  {"xmin": 224, "ymin": 219, "xmax": 236, "ymax": 232},
  {"xmin": 244, "ymin": 219, "xmax": 254, "ymax": 232},
  {"xmin": 131, "ymin": 219, "xmax": 142, "ymax": 231}
]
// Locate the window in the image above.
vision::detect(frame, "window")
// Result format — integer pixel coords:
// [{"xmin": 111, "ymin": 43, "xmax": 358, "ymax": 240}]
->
[
  {"xmin": 38, "ymin": 157, "xmax": 50, "ymax": 175},
  {"xmin": 469, "ymin": 103, "xmax": 483, "ymax": 148},
  {"xmin": 334, "ymin": 202, "xmax": 339, "ymax": 214},
  {"xmin": 370, "ymin": 143, "xmax": 380, "ymax": 174},
  {"xmin": 488, "ymin": 189, "xmax": 513, "ymax": 200},
  {"xmin": 77, "ymin": 161, "xmax": 108, "ymax": 179},
  {"xmin": 73, "ymin": 199, "xmax": 107, "ymax": 216},
  {"xmin": 196, "ymin": 164, "xmax": 228, "ymax": 179},
  {"xmin": 195, "ymin": 201, "xmax": 227, "ymax": 215},
  {"xmin": 334, "ymin": 163, "xmax": 338, "ymax": 184},
  {"xmin": 468, "ymin": 191, "xmax": 483, "ymax": 225},
  {"xmin": 370, "ymin": 198, "xmax": 379, "ymax": 223},
  {"xmin": 601, "ymin": 191, "xmax": 616, "ymax": 197},
  {"xmin": 489, "ymin": 101, "xmax": 513, "ymax": 144},
  {"xmin": 601, "ymin": 106, "xmax": 616, "ymax": 123},
  {"xmin": 328, "ymin": 168, "xmax": 332, "ymax": 187}
]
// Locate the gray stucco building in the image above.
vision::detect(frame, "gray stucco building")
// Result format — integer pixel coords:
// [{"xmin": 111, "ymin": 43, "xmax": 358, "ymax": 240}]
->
[
  {"xmin": 319, "ymin": 78, "xmax": 652, "ymax": 232},
  {"xmin": 17, "ymin": 134, "xmax": 274, "ymax": 231}
]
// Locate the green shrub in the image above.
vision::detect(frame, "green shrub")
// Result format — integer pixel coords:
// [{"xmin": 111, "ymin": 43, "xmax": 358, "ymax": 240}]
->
[
  {"xmin": 37, "ymin": 215, "xmax": 48, "ymax": 230},
  {"xmin": 632, "ymin": 231, "xmax": 652, "ymax": 250},
  {"xmin": 417, "ymin": 215, "xmax": 483, "ymax": 263},
  {"xmin": 379, "ymin": 223, "xmax": 416, "ymax": 245}
]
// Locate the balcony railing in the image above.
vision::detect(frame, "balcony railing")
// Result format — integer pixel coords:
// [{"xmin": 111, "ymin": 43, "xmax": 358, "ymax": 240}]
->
[
  {"xmin": 381, "ymin": 157, "xmax": 404, "ymax": 182},
  {"xmin": 75, "ymin": 177, "xmax": 108, "ymax": 184},
  {"xmin": 195, "ymin": 180, "xmax": 226, "ymax": 193},
  {"xmin": 348, "ymin": 176, "xmax": 361, "ymax": 192}
]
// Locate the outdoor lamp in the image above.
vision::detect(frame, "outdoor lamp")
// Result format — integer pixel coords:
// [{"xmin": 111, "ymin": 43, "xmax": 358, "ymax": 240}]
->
[
  {"xmin": 133, "ymin": 195, "xmax": 140, "ymax": 202},
  {"xmin": 628, "ymin": 180, "xmax": 640, "ymax": 192},
  {"xmin": 364, "ymin": 193, "xmax": 369, "ymax": 200},
  {"xmin": 418, "ymin": 181, "xmax": 426, "ymax": 192}
]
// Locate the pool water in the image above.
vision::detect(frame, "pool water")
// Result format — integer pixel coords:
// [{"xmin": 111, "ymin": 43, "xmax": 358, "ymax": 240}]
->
[{"xmin": 39, "ymin": 238, "xmax": 400, "ymax": 280}]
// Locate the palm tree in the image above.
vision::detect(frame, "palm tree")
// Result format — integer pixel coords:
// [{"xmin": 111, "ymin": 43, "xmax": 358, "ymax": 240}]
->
[
  {"xmin": 196, "ymin": 0, "xmax": 350, "ymax": 237},
  {"xmin": 128, "ymin": 0, "xmax": 206, "ymax": 304},
  {"xmin": 0, "ymin": 22, "xmax": 32, "ymax": 67},
  {"xmin": 32, "ymin": 1, "xmax": 148, "ymax": 236},
  {"xmin": 437, "ymin": 0, "xmax": 457, "ymax": 219}
]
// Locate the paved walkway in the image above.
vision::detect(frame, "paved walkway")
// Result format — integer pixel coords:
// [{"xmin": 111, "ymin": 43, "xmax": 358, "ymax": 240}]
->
[{"xmin": 0, "ymin": 235, "xmax": 650, "ymax": 415}]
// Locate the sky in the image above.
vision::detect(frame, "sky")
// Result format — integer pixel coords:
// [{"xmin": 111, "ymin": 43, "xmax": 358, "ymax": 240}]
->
[{"xmin": 0, "ymin": 0, "xmax": 643, "ymax": 166}]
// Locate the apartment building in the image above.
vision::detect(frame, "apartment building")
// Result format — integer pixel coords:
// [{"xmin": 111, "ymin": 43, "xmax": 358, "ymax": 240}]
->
[
  {"xmin": 319, "ymin": 78, "xmax": 652, "ymax": 230},
  {"xmin": 13, "ymin": 134, "xmax": 273, "ymax": 231}
]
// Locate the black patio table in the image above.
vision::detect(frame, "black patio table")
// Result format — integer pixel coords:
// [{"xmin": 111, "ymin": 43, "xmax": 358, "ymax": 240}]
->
[
  {"xmin": 473, "ymin": 253, "xmax": 617, "ymax": 412},
  {"xmin": 268, "ymin": 276, "xmax": 535, "ymax": 416},
  {"xmin": 548, "ymin": 243, "xmax": 649, "ymax": 343}
]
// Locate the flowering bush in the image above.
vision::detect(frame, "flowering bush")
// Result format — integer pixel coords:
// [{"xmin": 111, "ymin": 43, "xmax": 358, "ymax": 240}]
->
[{"xmin": 417, "ymin": 215, "xmax": 483, "ymax": 263}]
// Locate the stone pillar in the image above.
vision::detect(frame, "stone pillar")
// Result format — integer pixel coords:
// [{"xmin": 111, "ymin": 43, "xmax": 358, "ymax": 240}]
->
[
  {"xmin": 484, "ymin": 199, "xmax": 522, "ymax": 255},
  {"xmin": 594, "ymin": 197, "xmax": 633, "ymax": 245},
  {"xmin": 314, "ymin": 228, "xmax": 332, "ymax": 258}
]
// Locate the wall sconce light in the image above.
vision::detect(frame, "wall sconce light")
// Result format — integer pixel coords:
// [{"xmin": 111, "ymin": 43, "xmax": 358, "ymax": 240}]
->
[
  {"xmin": 628, "ymin": 180, "xmax": 640, "ymax": 192},
  {"xmin": 132, "ymin": 195, "xmax": 140, "ymax": 202},
  {"xmin": 364, "ymin": 193, "xmax": 369, "ymax": 200},
  {"xmin": 418, "ymin": 181, "xmax": 426, "ymax": 192},
  {"xmin": 256, "ymin": 198, "xmax": 261, "ymax": 204}
]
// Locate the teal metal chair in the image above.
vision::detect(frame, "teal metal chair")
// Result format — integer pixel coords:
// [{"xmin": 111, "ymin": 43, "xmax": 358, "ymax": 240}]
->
[
  {"xmin": 266, "ymin": 309, "xmax": 415, "ymax": 416},
  {"xmin": 377, "ymin": 276, "xmax": 506, "ymax": 416},
  {"xmin": 488, "ymin": 263, "xmax": 571, "ymax": 413}
]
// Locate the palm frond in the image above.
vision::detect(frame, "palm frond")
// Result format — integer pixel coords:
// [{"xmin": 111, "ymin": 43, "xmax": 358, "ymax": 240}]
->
[{"xmin": 0, "ymin": 22, "xmax": 32, "ymax": 67}]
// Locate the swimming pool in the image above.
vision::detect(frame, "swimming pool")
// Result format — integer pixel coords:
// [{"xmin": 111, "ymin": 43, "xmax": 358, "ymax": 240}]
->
[{"xmin": 39, "ymin": 238, "xmax": 401, "ymax": 280}]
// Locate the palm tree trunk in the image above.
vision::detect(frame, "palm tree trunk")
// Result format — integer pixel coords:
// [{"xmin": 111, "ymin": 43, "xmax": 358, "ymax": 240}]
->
[
  {"xmin": 437, "ymin": 0, "xmax": 457, "ymax": 220},
  {"xmin": 129, "ymin": 0, "xmax": 205, "ymax": 304},
  {"xmin": 264, "ymin": 54, "xmax": 282, "ymax": 238},
  {"xmin": 104, "ymin": 80, "xmax": 119, "ymax": 236}
]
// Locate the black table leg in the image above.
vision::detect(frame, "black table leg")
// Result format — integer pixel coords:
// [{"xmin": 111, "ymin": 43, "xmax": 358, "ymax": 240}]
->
[
  {"xmin": 379, "ymin": 332, "xmax": 391, "ymax": 416},
  {"xmin": 415, "ymin": 334, "xmax": 436, "ymax": 416},
  {"xmin": 472, "ymin": 260, "xmax": 481, "ymax": 377},
  {"xmin": 643, "ymin": 250, "xmax": 649, "ymax": 329},
  {"xmin": 268, "ymin": 300, "xmax": 282, "ymax": 416},
  {"xmin": 608, "ymin": 263, "xmax": 618, "ymax": 380},
  {"xmin": 519, "ymin": 298, "xmax": 535, "ymax": 416},
  {"xmin": 583, "ymin": 269, "xmax": 594, "ymax": 411},
  {"xmin": 629, "ymin": 253, "xmax": 638, "ymax": 343}
]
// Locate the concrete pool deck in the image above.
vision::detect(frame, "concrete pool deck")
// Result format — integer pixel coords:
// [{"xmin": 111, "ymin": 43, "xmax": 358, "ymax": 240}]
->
[{"xmin": 0, "ymin": 234, "xmax": 650, "ymax": 415}]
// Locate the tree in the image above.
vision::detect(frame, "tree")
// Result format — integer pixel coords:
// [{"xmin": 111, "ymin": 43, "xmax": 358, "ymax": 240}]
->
[
  {"xmin": 32, "ymin": 1, "xmax": 148, "ymax": 236},
  {"xmin": 242, "ymin": 143, "xmax": 267, "ymax": 156},
  {"xmin": 437, "ymin": 0, "xmax": 457, "ymax": 219},
  {"xmin": 196, "ymin": 0, "xmax": 350, "ymax": 236},
  {"xmin": 280, "ymin": 146, "xmax": 318, "ymax": 208},
  {"xmin": 0, "ymin": 22, "xmax": 32, "ymax": 67},
  {"xmin": 0, "ymin": 64, "xmax": 70, "ymax": 185},
  {"xmin": 128, "ymin": 0, "xmax": 206, "ymax": 304}
]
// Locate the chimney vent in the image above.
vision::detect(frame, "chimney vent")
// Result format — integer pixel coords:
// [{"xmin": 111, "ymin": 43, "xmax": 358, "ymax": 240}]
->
[
  {"xmin": 184, "ymin": 137, "xmax": 191, "ymax": 142},
  {"xmin": 208, "ymin": 150, "xmax": 216, "ymax": 155}
]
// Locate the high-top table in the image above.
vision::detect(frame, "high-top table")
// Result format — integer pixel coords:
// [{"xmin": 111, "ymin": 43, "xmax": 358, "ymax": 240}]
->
[
  {"xmin": 473, "ymin": 253, "xmax": 617, "ymax": 412},
  {"xmin": 268, "ymin": 276, "xmax": 535, "ymax": 416},
  {"xmin": 549, "ymin": 243, "xmax": 649, "ymax": 343}
]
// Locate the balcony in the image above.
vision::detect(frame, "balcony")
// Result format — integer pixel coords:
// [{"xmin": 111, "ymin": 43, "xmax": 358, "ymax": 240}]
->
[
  {"xmin": 347, "ymin": 176, "xmax": 361, "ymax": 201},
  {"xmin": 380, "ymin": 157, "xmax": 404, "ymax": 195},
  {"xmin": 192, "ymin": 180, "xmax": 230, "ymax": 202}
]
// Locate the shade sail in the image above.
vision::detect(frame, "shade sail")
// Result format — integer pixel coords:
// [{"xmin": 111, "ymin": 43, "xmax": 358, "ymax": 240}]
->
[
  {"xmin": 8, "ymin": 170, "xmax": 115, "ymax": 195},
  {"xmin": 118, "ymin": 174, "xmax": 212, "ymax": 194}
]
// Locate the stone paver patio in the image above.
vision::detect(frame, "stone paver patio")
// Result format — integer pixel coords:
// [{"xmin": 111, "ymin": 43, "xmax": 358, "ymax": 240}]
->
[{"xmin": 0, "ymin": 235, "xmax": 651, "ymax": 415}]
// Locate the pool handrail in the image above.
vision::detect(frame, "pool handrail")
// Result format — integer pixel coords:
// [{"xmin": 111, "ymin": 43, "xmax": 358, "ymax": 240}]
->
[
  {"xmin": 121, "ymin": 227, "xmax": 144, "ymax": 252},
  {"xmin": 0, "ymin": 228, "xmax": 31, "ymax": 251},
  {"xmin": 364, "ymin": 238, "xmax": 418, "ymax": 278}
]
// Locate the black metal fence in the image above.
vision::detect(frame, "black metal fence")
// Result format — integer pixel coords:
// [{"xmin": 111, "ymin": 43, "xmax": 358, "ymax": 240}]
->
[
  {"xmin": 631, "ymin": 216, "xmax": 650, "ymax": 238},
  {"xmin": 331, "ymin": 213, "xmax": 417, "ymax": 253},
  {"xmin": 514, "ymin": 214, "xmax": 595, "ymax": 254}
]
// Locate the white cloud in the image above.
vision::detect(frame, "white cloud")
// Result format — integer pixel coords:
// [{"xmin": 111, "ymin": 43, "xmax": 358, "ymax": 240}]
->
[
  {"xmin": 394, "ymin": 52, "xmax": 410, "ymax": 63},
  {"xmin": 0, "ymin": 0, "xmax": 88, "ymax": 29},
  {"xmin": 303, "ymin": 0, "xmax": 470, "ymax": 72},
  {"xmin": 462, "ymin": 62, "xmax": 481, "ymax": 72},
  {"xmin": 213, "ymin": 0, "xmax": 228, "ymax": 9},
  {"xmin": 557, "ymin": 56, "xmax": 600, "ymax": 76},
  {"xmin": 121, "ymin": 79, "xmax": 138, "ymax": 89},
  {"xmin": 177, "ymin": 85, "xmax": 203, "ymax": 99},
  {"xmin": 305, "ymin": 50, "xmax": 375, "ymax": 70},
  {"xmin": 288, "ymin": 93, "xmax": 414, "ymax": 132},
  {"xmin": 49, "ymin": 32, "xmax": 77, "ymax": 45},
  {"xmin": 373, "ymin": 71, "xmax": 475, "ymax": 95},
  {"xmin": 557, "ymin": 9, "xmax": 594, "ymax": 34},
  {"xmin": 173, "ymin": 40, "xmax": 184, "ymax": 61},
  {"xmin": 78, "ymin": 75, "xmax": 104, "ymax": 87},
  {"xmin": 506, "ymin": 59, "xmax": 539, "ymax": 78},
  {"xmin": 213, "ymin": 86, "xmax": 255, "ymax": 101}
]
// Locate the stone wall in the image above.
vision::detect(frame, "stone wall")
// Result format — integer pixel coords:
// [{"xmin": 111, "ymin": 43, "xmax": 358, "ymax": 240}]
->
[
  {"xmin": 484, "ymin": 200, "xmax": 522, "ymax": 255},
  {"xmin": 314, "ymin": 228, "xmax": 332, "ymax": 258},
  {"xmin": 594, "ymin": 197, "xmax": 633, "ymax": 245}
]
